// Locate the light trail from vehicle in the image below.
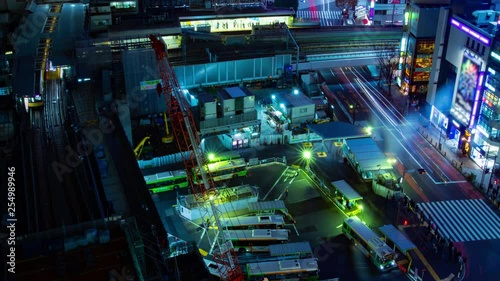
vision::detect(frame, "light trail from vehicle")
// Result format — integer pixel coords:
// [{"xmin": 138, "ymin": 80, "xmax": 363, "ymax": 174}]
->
[
  {"xmin": 348, "ymin": 67, "xmax": 467, "ymax": 185},
  {"xmin": 336, "ymin": 67, "xmax": 467, "ymax": 198}
]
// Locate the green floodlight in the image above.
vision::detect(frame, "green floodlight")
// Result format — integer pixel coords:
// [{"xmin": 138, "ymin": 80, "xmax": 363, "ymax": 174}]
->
[
  {"xmin": 303, "ymin": 150, "xmax": 312, "ymax": 160},
  {"xmin": 208, "ymin": 153, "xmax": 215, "ymax": 162}
]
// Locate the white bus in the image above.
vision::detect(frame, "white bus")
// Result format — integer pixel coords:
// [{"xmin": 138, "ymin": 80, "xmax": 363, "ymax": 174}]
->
[
  {"xmin": 220, "ymin": 215, "xmax": 285, "ymax": 230},
  {"xmin": 224, "ymin": 229, "xmax": 289, "ymax": 253},
  {"xmin": 342, "ymin": 216, "xmax": 397, "ymax": 271},
  {"xmin": 246, "ymin": 258, "xmax": 319, "ymax": 280}
]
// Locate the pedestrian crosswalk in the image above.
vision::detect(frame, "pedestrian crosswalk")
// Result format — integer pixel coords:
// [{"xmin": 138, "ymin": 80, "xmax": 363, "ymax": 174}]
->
[
  {"xmin": 296, "ymin": 10, "xmax": 342, "ymax": 27},
  {"xmin": 417, "ymin": 199, "xmax": 500, "ymax": 242}
]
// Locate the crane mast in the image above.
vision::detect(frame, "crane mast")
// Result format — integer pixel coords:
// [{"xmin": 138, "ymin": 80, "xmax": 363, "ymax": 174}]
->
[{"xmin": 149, "ymin": 35, "xmax": 244, "ymax": 281}]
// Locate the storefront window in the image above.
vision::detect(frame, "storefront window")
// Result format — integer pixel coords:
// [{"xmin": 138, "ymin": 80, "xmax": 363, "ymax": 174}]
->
[
  {"xmin": 484, "ymin": 90, "xmax": 500, "ymax": 108},
  {"xmin": 416, "ymin": 40, "xmax": 435, "ymax": 54},
  {"xmin": 180, "ymin": 16, "xmax": 293, "ymax": 32},
  {"xmin": 412, "ymin": 72, "xmax": 429, "ymax": 82},
  {"xmin": 110, "ymin": 1, "xmax": 137, "ymax": 10},
  {"xmin": 414, "ymin": 55, "xmax": 432, "ymax": 69},
  {"xmin": 481, "ymin": 105, "xmax": 493, "ymax": 120}
]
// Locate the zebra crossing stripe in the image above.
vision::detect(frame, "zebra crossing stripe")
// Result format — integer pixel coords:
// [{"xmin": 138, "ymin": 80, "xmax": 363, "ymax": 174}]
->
[
  {"xmin": 297, "ymin": 9, "xmax": 343, "ymax": 20},
  {"xmin": 459, "ymin": 200, "xmax": 491, "ymax": 240},
  {"xmin": 418, "ymin": 199, "xmax": 500, "ymax": 242},
  {"xmin": 468, "ymin": 200, "xmax": 500, "ymax": 236}
]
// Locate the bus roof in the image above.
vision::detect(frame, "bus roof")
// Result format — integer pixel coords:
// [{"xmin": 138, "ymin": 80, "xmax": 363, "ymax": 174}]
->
[
  {"xmin": 246, "ymin": 258, "xmax": 318, "ymax": 276},
  {"xmin": 344, "ymin": 217, "xmax": 394, "ymax": 259},
  {"xmin": 332, "ymin": 180, "xmax": 363, "ymax": 201},
  {"xmin": 221, "ymin": 215, "xmax": 284, "ymax": 228},
  {"xmin": 248, "ymin": 200, "xmax": 287, "ymax": 212},
  {"xmin": 225, "ymin": 229, "xmax": 289, "ymax": 241},
  {"xmin": 144, "ymin": 170, "xmax": 187, "ymax": 183},
  {"xmin": 269, "ymin": 242, "xmax": 312, "ymax": 256},
  {"xmin": 207, "ymin": 158, "xmax": 246, "ymax": 171}
]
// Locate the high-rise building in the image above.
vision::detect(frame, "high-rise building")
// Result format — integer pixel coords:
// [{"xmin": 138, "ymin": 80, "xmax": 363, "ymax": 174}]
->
[
  {"xmin": 426, "ymin": 10, "xmax": 498, "ymax": 166},
  {"xmin": 398, "ymin": 1, "xmax": 449, "ymax": 108}
]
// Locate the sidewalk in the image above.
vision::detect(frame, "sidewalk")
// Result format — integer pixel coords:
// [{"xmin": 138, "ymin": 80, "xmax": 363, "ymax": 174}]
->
[
  {"xmin": 390, "ymin": 87, "xmax": 500, "ymax": 209},
  {"xmin": 387, "ymin": 87, "xmax": 500, "ymax": 281}
]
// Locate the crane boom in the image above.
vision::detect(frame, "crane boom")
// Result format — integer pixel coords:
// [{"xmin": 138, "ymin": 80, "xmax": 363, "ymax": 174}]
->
[{"xmin": 149, "ymin": 34, "xmax": 244, "ymax": 281}]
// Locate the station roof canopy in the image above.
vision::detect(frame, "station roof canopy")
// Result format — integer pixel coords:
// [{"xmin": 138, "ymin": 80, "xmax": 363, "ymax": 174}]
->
[
  {"xmin": 331, "ymin": 180, "xmax": 363, "ymax": 201},
  {"xmin": 307, "ymin": 122, "xmax": 368, "ymax": 141},
  {"xmin": 379, "ymin": 224, "xmax": 416, "ymax": 253},
  {"xmin": 344, "ymin": 137, "xmax": 390, "ymax": 171}
]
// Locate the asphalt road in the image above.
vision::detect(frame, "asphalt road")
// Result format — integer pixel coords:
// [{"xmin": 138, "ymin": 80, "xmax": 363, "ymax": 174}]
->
[
  {"xmin": 297, "ymin": 0, "xmax": 342, "ymax": 27},
  {"xmin": 330, "ymin": 66, "xmax": 500, "ymax": 281}
]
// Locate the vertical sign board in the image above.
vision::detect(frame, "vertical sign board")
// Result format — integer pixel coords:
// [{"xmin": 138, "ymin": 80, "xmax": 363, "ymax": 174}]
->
[
  {"xmin": 355, "ymin": 6, "xmax": 367, "ymax": 19},
  {"xmin": 451, "ymin": 52, "xmax": 481, "ymax": 126}
]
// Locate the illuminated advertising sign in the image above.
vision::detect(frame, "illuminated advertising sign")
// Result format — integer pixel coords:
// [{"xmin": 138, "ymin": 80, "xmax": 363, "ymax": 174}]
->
[
  {"xmin": 140, "ymin": 80, "xmax": 162, "ymax": 91},
  {"xmin": 451, "ymin": 53, "xmax": 481, "ymax": 126},
  {"xmin": 450, "ymin": 18, "xmax": 491, "ymax": 46},
  {"xmin": 179, "ymin": 15, "xmax": 293, "ymax": 33},
  {"xmin": 470, "ymin": 72, "xmax": 484, "ymax": 128}
]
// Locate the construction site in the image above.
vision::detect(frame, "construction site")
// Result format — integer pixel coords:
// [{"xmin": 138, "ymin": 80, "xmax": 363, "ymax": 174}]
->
[{"xmin": 137, "ymin": 34, "xmax": 320, "ymax": 281}]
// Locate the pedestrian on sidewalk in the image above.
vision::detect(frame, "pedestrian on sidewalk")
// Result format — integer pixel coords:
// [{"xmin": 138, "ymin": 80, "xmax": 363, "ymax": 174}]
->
[{"xmin": 283, "ymin": 188, "xmax": 288, "ymax": 200}]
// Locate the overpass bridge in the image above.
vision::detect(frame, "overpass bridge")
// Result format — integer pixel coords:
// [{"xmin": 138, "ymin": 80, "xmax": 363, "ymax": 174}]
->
[{"xmin": 174, "ymin": 50, "xmax": 392, "ymax": 88}]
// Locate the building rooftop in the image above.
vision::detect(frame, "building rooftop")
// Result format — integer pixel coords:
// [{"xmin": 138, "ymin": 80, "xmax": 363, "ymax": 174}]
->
[
  {"xmin": 225, "ymin": 86, "xmax": 247, "ymax": 98},
  {"xmin": 277, "ymin": 91, "xmax": 314, "ymax": 108},
  {"xmin": 198, "ymin": 92, "xmax": 216, "ymax": 103},
  {"xmin": 108, "ymin": 18, "xmax": 181, "ymax": 37},
  {"xmin": 219, "ymin": 86, "xmax": 253, "ymax": 100}
]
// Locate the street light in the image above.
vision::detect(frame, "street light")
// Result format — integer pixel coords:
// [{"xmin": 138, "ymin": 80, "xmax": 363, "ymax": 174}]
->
[
  {"xmin": 303, "ymin": 150, "xmax": 312, "ymax": 171},
  {"xmin": 364, "ymin": 126, "xmax": 373, "ymax": 135}
]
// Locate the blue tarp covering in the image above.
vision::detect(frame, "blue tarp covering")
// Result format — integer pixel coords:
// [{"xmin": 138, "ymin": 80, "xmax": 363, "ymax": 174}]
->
[{"xmin": 379, "ymin": 224, "xmax": 416, "ymax": 253}]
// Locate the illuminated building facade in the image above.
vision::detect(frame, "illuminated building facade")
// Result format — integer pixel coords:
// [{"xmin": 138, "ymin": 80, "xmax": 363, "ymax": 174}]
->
[
  {"xmin": 473, "ymin": 45, "xmax": 500, "ymax": 167},
  {"xmin": 427, "ymin": 15, "xmax": 494, "ymax": 163},
  {"xmin": 399, "ymin": 3, "xmax": 445, "ymax": 107}
]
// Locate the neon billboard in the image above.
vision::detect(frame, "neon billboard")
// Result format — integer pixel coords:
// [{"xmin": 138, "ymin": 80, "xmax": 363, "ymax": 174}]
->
[{"xmin": 451, "ymin": 52, "xmax": 481, "ymax": 126}]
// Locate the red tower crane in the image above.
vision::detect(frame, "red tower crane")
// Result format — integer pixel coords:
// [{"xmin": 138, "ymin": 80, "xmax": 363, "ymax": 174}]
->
[{"xmin": 149, "ymin": 35, "xmax": 244, "ymax": 281}]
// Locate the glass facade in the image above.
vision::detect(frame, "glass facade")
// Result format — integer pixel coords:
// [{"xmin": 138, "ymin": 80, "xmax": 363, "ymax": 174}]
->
[
  {"xmin": 400, "ymin": 35, "xmax": 435, "ymax": 105},
  {"xmin": 477, "ymin": 67, "xmax": 500, "ymax": 140},
  {"xmin": 110, "ymin": 1, "xmax": 137, "ymax": 13}
]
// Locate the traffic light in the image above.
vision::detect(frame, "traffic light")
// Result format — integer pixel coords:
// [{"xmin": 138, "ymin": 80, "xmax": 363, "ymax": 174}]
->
[
  {"xmin": 495, "ymin": 179, "xmax": 499, "ymax": 185},
  {"xmin": 403, "ymin": 219, "xmax": 409, "ymax": 226}
]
